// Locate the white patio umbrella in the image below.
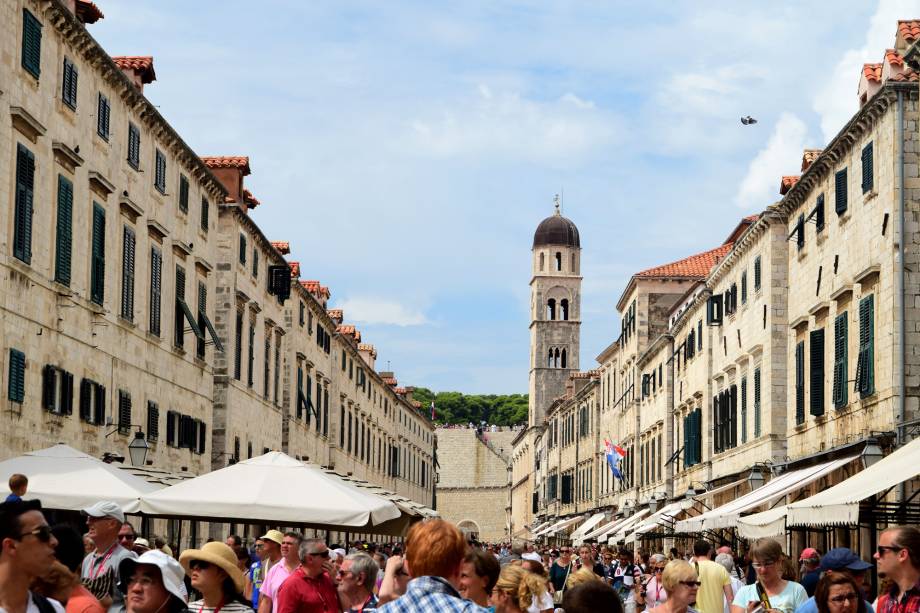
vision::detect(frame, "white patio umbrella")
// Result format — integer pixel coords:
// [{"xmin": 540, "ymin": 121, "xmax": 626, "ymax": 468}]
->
[
  {"xmin": 0, "ymin": 444, "xmax": 161, "ymax": 512},
  {"xmin": 139, "ymin": 452, "xmax": 402, "ymax": 529}
]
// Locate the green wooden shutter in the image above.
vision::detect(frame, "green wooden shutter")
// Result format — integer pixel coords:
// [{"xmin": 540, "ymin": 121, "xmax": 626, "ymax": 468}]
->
[
  {"xmin": 239, "ymin": 234, "xmax": 247, "ymax": 264},
  {"xmin": 816, "ymin": 194, "xmax": 825, "ymax": 231},
  {"xmin": 835, "ymin": 168, "xmax": 848, "ymax": 215},
  {"xmin": 809, "ymin": 329, "xmax": 825, "ymax": 416},
  {"xmin": 234, "ymin": 310, "xmax": 243, "ymax": 380},
  {"xmin": 862, "ymin": 142, "xmax": 874, "ymax": 193},
  {"xmin": 41, "ymin": 364, "xmax": 56, "ymax": 410},
  {"xmin": 97, "ymin": 93, "xmax": 110, "ymax": 139},
  {"xmin": 740, "ymin": 376, "xmax": 748, "ymax": 444},
  {"xmin": 795, "ymin": 341, "xmax": 805, "ymax": 424},
  {"xmin": 8, "ymin": 349, "xmax": 26, "ymax": 403},
  {"xmin": 21, "ymin": 9, "xmax": 42, "ymax": 78},
  {"xmin": 127, "ymin": 123, "xmax": 140, "ymax": 168},
  {"xmin": 196, "ymin": 281, "xmax": 206, "ymax": 359},
  {"xmin": 93, "ymin": 384, "xmax": 105, "ymax": 425},
  {"xmin": 713, "ymin": 395, "xmax": 721, "ymax": 453},
  {"xmin": 121, "ymin": 226, "xmax": 136, "ymax": 321},
  {"xmin": 90, "ymin": 203, "xmax": 105, "ymax": 304},
  {"xmin": 62, "ymin": 58, "xmax": 78, "ymax": 109},
  {"xmin": 754, "ymin": 256, "xmax": 762, "ymax": 290},
  {"xmin": 154, "ymin": 149, "xmax": 166, "ymax": 193},
  {"xmin": 200, "ymin": 197, "xmax": 209, "ymax": 231},
  {"xmin": 149, "ymin": 247, "xmax": 162, "ymax": 336},
  {"xmin": 178, "ymin": 175, "xmax": 189, "ymax": 212},
  {"xmin": 117, "ymin": 390, "xmax": 131, "ymax": 434},
  {"xmin": 753, "ymin": 367, "xmax": 762, "ymax": 437},
  {"xmin": 833, "ymin": 313, "xmax": 848, "ymax": 408},
  {"xmin": 729, "ymin": 385, "xmax": 738, "ymax": 448},
  {"xmin": 61, "ymin": 371, "xmax": 73, "ymax": 415},
  {"xmin": 79, "ymin": 379, "xmax": 92, "ymax": 421},
  {"xmin": 858, "ymin": 295, "xmax": 875, "ymax": 397},
  {"xmin": 55, "ymin": 175, "xmax": 73, "ymax": 286},
  {"xmin": 14, "ymin": 144, "xmax": 35, "ymax": 264},
  {"xmin": 175, "ymin": 266, "xmax": 186, "ymax": 347}
]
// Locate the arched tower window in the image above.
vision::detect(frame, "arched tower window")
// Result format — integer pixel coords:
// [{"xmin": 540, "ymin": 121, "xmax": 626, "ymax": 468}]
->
[
  {"xmin": 554, "ymin": 348, "xmax": 560, "ymax": 368},
  {"xmin": 546, "ymin": 299, "xmax": 556, "ymax": 321},
  {"xmin": 555, "ymin": 252, "xmax": 562, "ymax": 271},
  {"xmin": 547, "ymin": 349, "xmax": 554, "ymax": 368},
  {"xmin": 539, "ymin": 252, "xmax": 545, "ymax": 271},
  {"xmin": 560, "ymin": 299, "xmax": 569, "ymax": 321},
  {"xmin": 561, "ymin": 348, "xmax": 567, "ymax": 368}
]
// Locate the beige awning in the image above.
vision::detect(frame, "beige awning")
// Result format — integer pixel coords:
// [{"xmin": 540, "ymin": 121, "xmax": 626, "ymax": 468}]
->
[
  {"xmin": 738, "ymin": 437, "xmax": 920, "ymax": 535},
  {"xmin": 544, "ymin": 515, "xmax": 583, "ymax": 536},
  {"xmin": 607, "ymin": 509, "xmax": 651, "ymax": 544},
  {"xmin": 627, "ymin": 499, "xmax": 694, "ymax": 542},
  {"xmin": 571, "ymin": 513, "xmax": 607, "ymax": 540},
  {"xmin": 693, "ymin": 477, "xmax": 747, "ymax": 502},
  {"xmin": 582, "ymin": 514, "xmax": 630, "ymax": 541},
  {"xmin": 676, "ymin": 454, "xmax": 858, "ymax": 533}
]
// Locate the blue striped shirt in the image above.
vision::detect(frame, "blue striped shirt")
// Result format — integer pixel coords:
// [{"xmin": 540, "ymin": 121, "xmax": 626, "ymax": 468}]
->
[{"xmin": 377, "ymin": 576, "xmax": 489, "ymax": 613}]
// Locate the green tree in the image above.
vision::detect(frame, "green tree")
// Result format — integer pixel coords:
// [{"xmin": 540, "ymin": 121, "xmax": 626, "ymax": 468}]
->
[{"xmin": 412, "ymin": 388, "xmax": 528, "ymax": 426}]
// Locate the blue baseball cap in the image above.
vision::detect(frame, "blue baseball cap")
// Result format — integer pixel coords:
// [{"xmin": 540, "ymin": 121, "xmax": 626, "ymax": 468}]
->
[{"xmin": 820, "ymin": 548, "xmax": 873, "ymax": 572}]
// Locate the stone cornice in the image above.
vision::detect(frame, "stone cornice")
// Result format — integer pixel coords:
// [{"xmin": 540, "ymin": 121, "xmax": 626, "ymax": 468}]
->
[
  {"xmin": 40, "ymin": 0, "xmax": 227, "ymax": 202},
  {"xmin": 707, "ymin": 208, "xmax": 784, "ymax": 286},
  {"xmin": 637, "ymin": 333, "xmax": 673, "ymax": 368},
  {"xmin": 669, "ymin": 288, "xmax": 711, "ymax": 336}
]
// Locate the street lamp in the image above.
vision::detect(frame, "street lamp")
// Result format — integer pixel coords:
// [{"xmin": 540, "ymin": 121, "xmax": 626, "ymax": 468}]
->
[
  {"xmin": 128, "ymin": 431, "xmax": 150, "ymax": 466},
  {"xmin": 747, "ymin": 466, "xmax": 766, "ymax": 491},
  {"xmin": 861, "ymin": 441, "xmax": 884, "ymax": 469}
]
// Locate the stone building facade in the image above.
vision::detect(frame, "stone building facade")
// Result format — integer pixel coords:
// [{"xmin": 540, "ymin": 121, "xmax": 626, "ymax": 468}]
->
[
  {"xmin": 511, "ymin": 20, "xmax": 920, "ymax": 545},
  {"xmin": 1, "ymin": 0, "xmax": 435, "ymax": 546}
]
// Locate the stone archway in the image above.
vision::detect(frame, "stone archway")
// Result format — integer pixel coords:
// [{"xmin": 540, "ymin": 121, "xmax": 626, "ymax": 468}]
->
[{"xmin": 457, "ymin": 519, "xmax": 481, "ymax": 541}]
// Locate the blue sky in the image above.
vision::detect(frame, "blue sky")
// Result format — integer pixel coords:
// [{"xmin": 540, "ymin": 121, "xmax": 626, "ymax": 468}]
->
[{"xmin": 91, "ymin": 1, "xmax": 913, "ymax": 393}]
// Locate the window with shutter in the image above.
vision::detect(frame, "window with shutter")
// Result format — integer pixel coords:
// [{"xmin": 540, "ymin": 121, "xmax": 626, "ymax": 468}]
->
[
  {"xmin": 795, "ymin": 341, "xmax": 805, "ymax": 425},
  {"xmin": 62, "ymin": 58, "xmax": 78, "ymax": 109},
  {"xmin": 729, "ymin": 385, "xmax": 738, "ymax": 448},
  {"xmin": 741, "ymin": 271, "xmax": 748, "ymax": 305},
  {"xmin": 857, "ymin": 295, "xmax": 875, "ymax": 397},
  {"xmin": 706, "ymin": 294, "xmax": 723, "ymax": 325},
  {"xmin": 198, "ymin": 422, "xmax": 206, "ymax": 454},
  {"xmin": 239, "ymin": 235, "xmax": 247, "ymax": 265},
  {"xmin": 234, "ymin": 310, "xmax": 243, "ymax": 380},
  {"xmin": 233, "ymin": 436, "xmax": 240, "ymax": 462},
  {"xmin": 712, "ymin": 395, "xmax": 721, "ymax": 453},
  {"xmin": 247, "ymin": 321, "xmax": 255, "ymax": 387},
  {"xmin": 60, "ymin": 371, "xmax": 73, "ymax": 415},
  {"xmin": 862, "ymin": 142, "xmax": 874, "ymax": 193},
  {"xmin": 740, "ymin": 376, "xmax": 748, "ymax": 444},
  {"xmin": 42, "ymin": 365, "xmax": 57, "ymax": 412},
  {"xmin": 21, "ymin": 9, "xmax": 42, "ymax": 78},
  {"xmin": 833, "ymin": 313, "xmax": 848, "ymax": 408},
  {"xmin": 698, "ymin": 319, "xmax": 703, "ymax": 350},
  {"xmin": 166, "ymin": 411, "xmax": 176, "ymax": 447},
  {"xmin": 178, "ymin": 175, "xmax": 189, "ymax": 213},
  {"xmin": 97, "ymin": 93, "xmax": 110, "ymax": 140},
  {"xmin": 753, "ymin": 367, "xmax": 762, "ymax": 437},
  {"xmin": 174, "ymin": 267, "xmax": 204, "ymax": 350},
  {"xmin": 121, "ymin": 226, "xmax": 136, "ymax": 321},
  {"xmin": 149, "ymin": 247, "xmax": 162, "ymax": 336},
  {"xmin": 252, "ymin": 249, "xmax": 259, "ymax": 277},
  {"xmin": 200, "ymin": 197, "xmax": 209, "ymax": 232},
  {"xmin": 90, "ymin": 203, "xmax": 106, "ymax": 304},
  {"xmin": 754, "ymin": 256, "xmax": 762, "ymax": 291},
  {"xmin": 127, "ymin": 123, "xmax": 140, "ymax": 169},
  {"xmin": 323, "ymin": 388, "xmax": 329, "ymax": 436},
  {"xmin": 79, "ymin": 379, "xmax": 93, "ymax": 422},
  {"xmin": 810, "ymin": 329, "xmax": 825, "ymax": 416},
  {"xmin": 118, "ymin": 390, "xmax": 132, "ymax": 434},
  {"xmin": 93, "ymin": 384, "xmax": 105, "ymax": 425},
  {"xmin": 197, "ymin": 281, "xmax": 207, "ymax": 359},
  {"xmin": 263, "ymin": 336, "xmax": 270, "ymax": 399},
  {"xmin": 816, "ymin": 194, "xmax": 825, "ymax": 232},
  {"xmin": 154, "ymin": 149, "xmax": 166, "ymax": 193},
  {"xmin": 147, "ymin": 401, "xmax": 159, "ymax": 441},
  {"xmin": 835, "ymin": 168, "xmax": 848, "ymax": 215},
  {"xmin": 274, "ymin": 337, "xmax": 281, "ymax": 406},
  {"xmin": 796, "ymin": 214, "xmax": 805, "ymax": 250},
  {"xmin": 14, "ymin": 144, "xmax": 35, "ymax": 265},
  {"xmin": 55, "ymin": 175, "xmax": 73, "ymax": 286}
]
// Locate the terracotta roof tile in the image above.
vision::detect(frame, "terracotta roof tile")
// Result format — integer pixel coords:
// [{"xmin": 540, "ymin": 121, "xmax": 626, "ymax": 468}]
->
[
  {"xmin": 886, "ymin": 49, "xmax": 905, "ymax": 67},
  {"xmin": 780, "ymin": 175, "xmax": 801, "ymax": 195},
  {"xmin": 890, "ymin": 69, "xmax": 919, "ymax": 82},
  {"xmin": 243, "ymin": 189, "xmax": 260, "ymax": 208},
  {"xmin": 271, "ymin": 241, "xmax": 290, "ymax": 255},
  {"xmin": 200, "ymin": 156, "xmax": 251, "ymax": 175},
  {"xmin": 394, "ymin": 387, "xmax": 407, "ymax": 395},
  {"xmin": 319, "ymin": 286, "xmax": 331, "ymax": 299},
  {"xmin": 358, "ymin": 343, "xmax": 377, "ymax": 357},
  {"xmin": 742, "ymin": 214, "xmax": 760, "ymax": 223},
  {"xmin": 898, "ymin": 20, "xmax": 920, "ymax": 43},
  {"xmin": 288, "ymin": 261, "xmax": 300, "ymax": 278},
  {"xmin": 635, "ymin": 243, "xmax": 733, "ymax": 279},
  {"xmin": 112, "ymin": 56, "xmax": 156, "ymax": 84},
  {"xmin": 76, "ymin": 0, "xmax": 104, "ymax": 23},
  {"xmin": 412, "ymin": 400, "xmax": 422, "ymax": 409},
  {"xmin": 337, "ymin": 324, "xmax": 356, "ymax": 335},
  {"xmin": 382, "ymin": 377, "xmax": 398, "ymax": 386},
  {"xmin": 327, "ymin": 309, "xmax": 343, "ymax": 319},
  {"xmin": 801, "ymin": 149, "xmax": 822, "ymax": 172},
  {"xmin": 863, "ymin": 63, "xmax": 882, "ymax": 83},
  {"xmin": 301, "ymin": 280, "xmax": 321, "ymax": 293}
]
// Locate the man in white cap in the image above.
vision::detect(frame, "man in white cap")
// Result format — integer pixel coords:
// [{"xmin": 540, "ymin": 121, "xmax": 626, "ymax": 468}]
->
[
  {"xmin": 118, "ymin": 550, "xmax": 188, "ymax": 613},
  {"xmin": 82, "ymin": 501, "xmax": 137, "ymax": 613}
]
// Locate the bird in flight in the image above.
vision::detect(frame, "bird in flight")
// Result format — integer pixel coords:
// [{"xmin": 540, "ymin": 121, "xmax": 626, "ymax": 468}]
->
[{"xmin": 741, "ymin": 116, "xmax": 758, "ymax": 125}]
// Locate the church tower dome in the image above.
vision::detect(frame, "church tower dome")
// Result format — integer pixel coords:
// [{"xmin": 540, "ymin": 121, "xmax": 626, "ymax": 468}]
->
[{"xmin": 528, "ymin": 198, "xmax": 582, "ymax": 427}]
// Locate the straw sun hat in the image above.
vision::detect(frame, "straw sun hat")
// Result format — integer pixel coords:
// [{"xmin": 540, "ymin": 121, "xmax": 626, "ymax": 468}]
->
[{"xmin": 179, "ymin": 542, "xmax": 245, "ymax": 593}]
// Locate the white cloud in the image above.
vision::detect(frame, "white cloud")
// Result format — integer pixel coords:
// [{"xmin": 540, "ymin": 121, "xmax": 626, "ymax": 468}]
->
[
  {"xmin": 812, "ymin": 0, "xmax": 916, "ymax": 142},
  {"xmin": 734, "ymin": 112, "xmax": 809, "ymax": 210},
  {"xmin": 406, "ymin": 85, "xmax": 618, "ymax": 164},
  {"xmin": 336, "ymin": 297, "xmax": 429, "ymax": 327}
]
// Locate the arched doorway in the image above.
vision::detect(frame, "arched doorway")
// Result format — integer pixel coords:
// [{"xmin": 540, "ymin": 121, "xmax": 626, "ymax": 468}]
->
[{"xmin": 457, "ymin": 519, "xmax": 481, "ymax": 542}]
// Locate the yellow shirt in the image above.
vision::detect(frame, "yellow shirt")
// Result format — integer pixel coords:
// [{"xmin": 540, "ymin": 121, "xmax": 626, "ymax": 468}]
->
[{"xmin": 693, "ymin": 559, "xmax": 731, "ymax": 613}]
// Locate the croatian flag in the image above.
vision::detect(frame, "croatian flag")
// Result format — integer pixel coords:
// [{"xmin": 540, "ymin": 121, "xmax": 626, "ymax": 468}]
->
[{"xmin": 605, "ymin": 439, "xmax": 627, "ymax": 481}]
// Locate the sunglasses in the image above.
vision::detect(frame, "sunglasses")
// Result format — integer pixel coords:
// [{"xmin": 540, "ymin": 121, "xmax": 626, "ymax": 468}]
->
[
  {"xmin": 18, "ymin": 525, "xmax": 53, "ymax": 543},
  {"xmin": 752, "ymin": 561, "xmax": 776, "ymax": 569},
  {"xmin": 655, "ymin": 567, "xmax": 665, "ymax": 572},
  {"xmin": 877, "ymin": 546, "xmax": 903, "ymax": 556},
  {"xmin": 119, "ymin": 534, "xmax": 136, "ymax": 541},
  {"xmin": 680, "ymin": 581, "xmax": 702, "ymax": 587},
  {"xmin": 189, "ymin": 560, "xmax": 212, "ymax": 571},
  {"xmin": 829, "ymin": 593, "xmax": 859, "ymax": 604}
]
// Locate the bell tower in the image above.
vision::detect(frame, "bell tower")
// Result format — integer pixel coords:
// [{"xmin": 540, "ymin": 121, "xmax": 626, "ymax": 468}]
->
[{"xmin": 528, "ymin": 199, "xmax": 582, "ymax": 426}]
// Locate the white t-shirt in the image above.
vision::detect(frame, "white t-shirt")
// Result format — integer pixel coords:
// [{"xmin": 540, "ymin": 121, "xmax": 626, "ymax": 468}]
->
[
  {"xmin": 528, "ymin": 591, "xmax": 554, "ymax": 613},
  {"xmin": 733, "ymin": 581, "xmax": 808, "ymax": 613},
  {"xmin": 0, "ymin": 592, "xmax": 65, "ymax": 613}
]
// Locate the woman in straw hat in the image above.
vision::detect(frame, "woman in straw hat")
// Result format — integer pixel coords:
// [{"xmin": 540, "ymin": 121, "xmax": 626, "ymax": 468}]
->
[{"xmin": 179, "ymin": 542, "xmax": 253, "ymax": 613}]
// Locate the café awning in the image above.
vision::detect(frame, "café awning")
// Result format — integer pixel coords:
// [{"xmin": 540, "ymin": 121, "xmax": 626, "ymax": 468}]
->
[
  {"xmin": 676, "ymin": 454, "xmax": 858, "ymax": 533},
  {"xmin": 627, "ymin": 499, "xmax": 695, "ymax": 542},
  {"xmin": 570, "ymin": 513, "xmax": 606, "ymax": 540},
  {"xmin": 738, "ymin": 437, "xmax": 920, "ymax": 537},
  {"xmin": 607, "ymin": 509, "xmax": 651, "ymax": 544}
]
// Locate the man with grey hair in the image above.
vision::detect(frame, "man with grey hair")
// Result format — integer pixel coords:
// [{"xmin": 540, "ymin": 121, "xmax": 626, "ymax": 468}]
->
[
  {"xmin": 260, "ymin": 532, "xmax": 303, "ymax": 613},
  {"xmin": 275, "ymin": 538, "xmax": 338, "ymax": 613},
  {"xmin": 498, "ymin": 539, "xmax": 525, "ymax": 566},
  {"xmin": 338, "ymin": 553, "xmax": 380, "ymax": 612}
]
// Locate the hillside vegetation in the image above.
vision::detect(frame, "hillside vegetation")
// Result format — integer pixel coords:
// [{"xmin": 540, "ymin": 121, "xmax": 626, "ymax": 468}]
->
[{"xmin": 411, "ymin": 388, "xmax": 528, "ymax": 426}]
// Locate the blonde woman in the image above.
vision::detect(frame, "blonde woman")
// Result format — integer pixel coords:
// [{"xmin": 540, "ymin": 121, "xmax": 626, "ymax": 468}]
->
[
  {"xmin": 566, "ymin": 567, "xmax": 604, "ymax": 590},
  {"xmin": 490, "ymin": 565, "xmax": 547, "ymax": 613},
  {"xmin": 649, "ymin": 560, "xmax": 701, "ymax": 613}
]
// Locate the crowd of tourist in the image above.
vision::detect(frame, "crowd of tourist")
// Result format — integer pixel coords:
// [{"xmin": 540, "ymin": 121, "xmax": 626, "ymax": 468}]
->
[{"xmin": 2, "ymin": 476, "xmax": 919, "ymax": 613}]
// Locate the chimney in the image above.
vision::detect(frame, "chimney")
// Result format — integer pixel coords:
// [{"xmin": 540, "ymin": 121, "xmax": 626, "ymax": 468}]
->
[
  {"xmin": 327, "ymin": 309, "xmax": 344, "ymax": 325},
  {"xmin": 403, "ymin": 386, "xmax": 415, "ymax": 403},
  {"xmin": 112, "ymin": 57, "xmax": 155, "ymax": 93},
  {"xmin": 357, "ymin": 344, "xmax": 377, "ymax": 370},
  {"xmin": 200, "ymin": 157, "xmax": 250, "ymax": 206}
]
